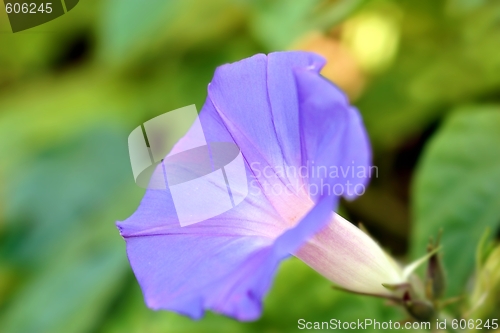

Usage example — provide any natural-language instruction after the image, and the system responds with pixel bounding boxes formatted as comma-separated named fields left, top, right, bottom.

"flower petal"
left=119, top=192, right=335, bottom=320
left=118, top=51, right=372, bottom=320
left=294, top=68, right=371, bottom=200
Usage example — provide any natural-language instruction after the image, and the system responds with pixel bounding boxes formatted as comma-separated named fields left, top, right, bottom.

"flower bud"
left=468, top=243, right=500, bottom=319
left=403, top=291, right=435, bottom=322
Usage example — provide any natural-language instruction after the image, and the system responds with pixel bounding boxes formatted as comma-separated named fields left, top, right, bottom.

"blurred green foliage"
left=0, top=0, right=499, bottom=332
left=411, top=107, right=500, bottom=297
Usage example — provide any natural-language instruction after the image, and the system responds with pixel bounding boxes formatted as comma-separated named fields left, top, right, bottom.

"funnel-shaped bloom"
left=296, top=214, right=405, bottom=297
left=118, top=52, right=385, bottom=321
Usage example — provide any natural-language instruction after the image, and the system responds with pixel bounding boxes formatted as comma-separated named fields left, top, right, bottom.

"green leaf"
left=410, top=105, right=500, bottom=297
left=3, top=127, right=131, bottom=263
left=0, top=126, right=143, bottom=333
left=0, top=239, right=127, bottom=333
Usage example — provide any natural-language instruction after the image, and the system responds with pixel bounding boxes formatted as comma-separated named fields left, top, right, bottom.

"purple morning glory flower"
left=117, top=51, right=391, bottom=321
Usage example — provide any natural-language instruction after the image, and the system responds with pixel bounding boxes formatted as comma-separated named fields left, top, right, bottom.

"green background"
left=0, top=0, right=499, bottom=332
